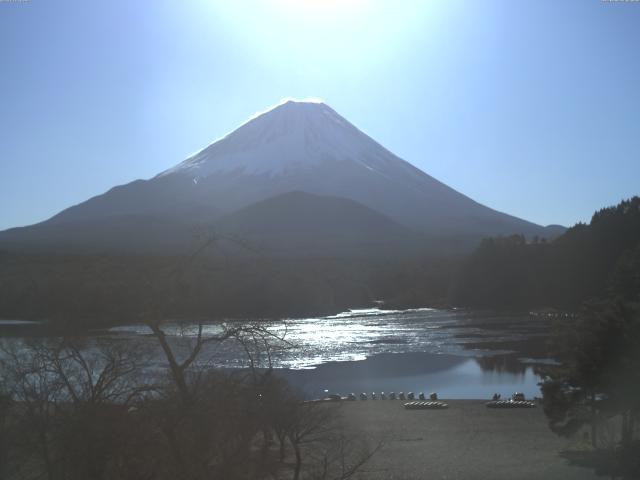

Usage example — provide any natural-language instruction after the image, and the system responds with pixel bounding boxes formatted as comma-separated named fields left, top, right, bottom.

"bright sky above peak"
left=0, top=0, right=639, bottom=230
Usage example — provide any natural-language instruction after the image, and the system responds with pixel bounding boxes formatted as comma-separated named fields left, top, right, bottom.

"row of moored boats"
left=322, top=391, right=536, bottom=409
left=328, top=392, right=440, bottom=402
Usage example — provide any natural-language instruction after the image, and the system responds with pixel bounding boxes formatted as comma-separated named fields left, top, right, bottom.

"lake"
left=1, top=308, right=555, bottom=399
left=111, top=308, right=553, bottom=399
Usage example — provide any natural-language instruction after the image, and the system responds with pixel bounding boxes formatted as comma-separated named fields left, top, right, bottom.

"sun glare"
left=200, top=0, right=445, bottom=85
left=273, top=0, right=365, bottom=19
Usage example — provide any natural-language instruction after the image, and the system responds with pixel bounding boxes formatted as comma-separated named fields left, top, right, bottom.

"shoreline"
left=340, top=400, right=598, bottom=480
left=273, top=351, right=543, bottom=400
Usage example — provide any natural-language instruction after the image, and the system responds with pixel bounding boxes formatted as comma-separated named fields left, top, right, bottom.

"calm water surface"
left=103, top=308, right=552, bottom=399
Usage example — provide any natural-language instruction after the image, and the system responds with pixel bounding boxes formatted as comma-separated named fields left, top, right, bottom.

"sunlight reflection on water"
left=107, top=307, right=547, bottom=372
left=4, top=308, right=549, bottom=399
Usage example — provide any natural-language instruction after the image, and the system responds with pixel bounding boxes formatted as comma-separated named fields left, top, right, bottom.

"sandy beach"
left=337, top=400, right=598, bottom=480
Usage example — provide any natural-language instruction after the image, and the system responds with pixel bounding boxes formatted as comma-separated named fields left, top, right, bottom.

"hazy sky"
left=1, top=0, right=639, bottom=230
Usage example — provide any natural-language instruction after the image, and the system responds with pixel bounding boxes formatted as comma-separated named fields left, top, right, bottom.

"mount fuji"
left=0, top=99, right=563, bottom=256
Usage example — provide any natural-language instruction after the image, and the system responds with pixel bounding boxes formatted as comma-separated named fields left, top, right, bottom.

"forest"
left=1, top=198, right=639, bottom=329
left=450, top=197, right=640, bottom=310
left=0, top=249, right=455, bottom=330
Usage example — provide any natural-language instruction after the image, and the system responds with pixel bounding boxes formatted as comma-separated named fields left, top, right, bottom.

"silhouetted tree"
left=540, top=300, right=640, bottom=478
left=0, top=338, right=154, bottom=480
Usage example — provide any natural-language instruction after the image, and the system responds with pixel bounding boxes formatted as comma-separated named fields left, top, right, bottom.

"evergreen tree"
left=540, top=300, right=640, bottom=477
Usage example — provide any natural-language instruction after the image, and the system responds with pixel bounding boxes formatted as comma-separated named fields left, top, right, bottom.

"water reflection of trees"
left=475, top=355, right=528, bottom=376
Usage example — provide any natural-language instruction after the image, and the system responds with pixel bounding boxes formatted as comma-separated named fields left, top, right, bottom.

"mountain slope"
left=153, top=100, right=549, bottom=237
left=0, top=214, right=199, bottom=253
left=214, top=191, right=424, bottom=257
left=0, top=99, right=563, bottom=254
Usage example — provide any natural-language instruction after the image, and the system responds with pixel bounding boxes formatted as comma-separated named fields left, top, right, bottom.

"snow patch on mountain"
left=246, top=97, right=325, bottom=122
left=157, top=99, right=409, bottom=179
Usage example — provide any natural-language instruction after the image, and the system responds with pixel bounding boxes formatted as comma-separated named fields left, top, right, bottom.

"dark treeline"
left=451, top=197, right=640, bottom=310
left=0, top=248, right=457, bottom=329
left=1, top=197, right=639, bottom=328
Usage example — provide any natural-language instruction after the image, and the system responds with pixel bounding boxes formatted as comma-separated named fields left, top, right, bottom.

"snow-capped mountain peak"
left=159, top=99, right=395, bottom=178
left=13, top=98, right=558, bottom=248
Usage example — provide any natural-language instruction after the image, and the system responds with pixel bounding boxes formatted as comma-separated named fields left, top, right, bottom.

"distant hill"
left=214, top=191, right=424, bottom=258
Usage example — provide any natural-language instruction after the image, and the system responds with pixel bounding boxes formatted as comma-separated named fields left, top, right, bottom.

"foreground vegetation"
left=538, top=299, right=640, bottom=479
left=0, top=324, right=379, bottom=480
